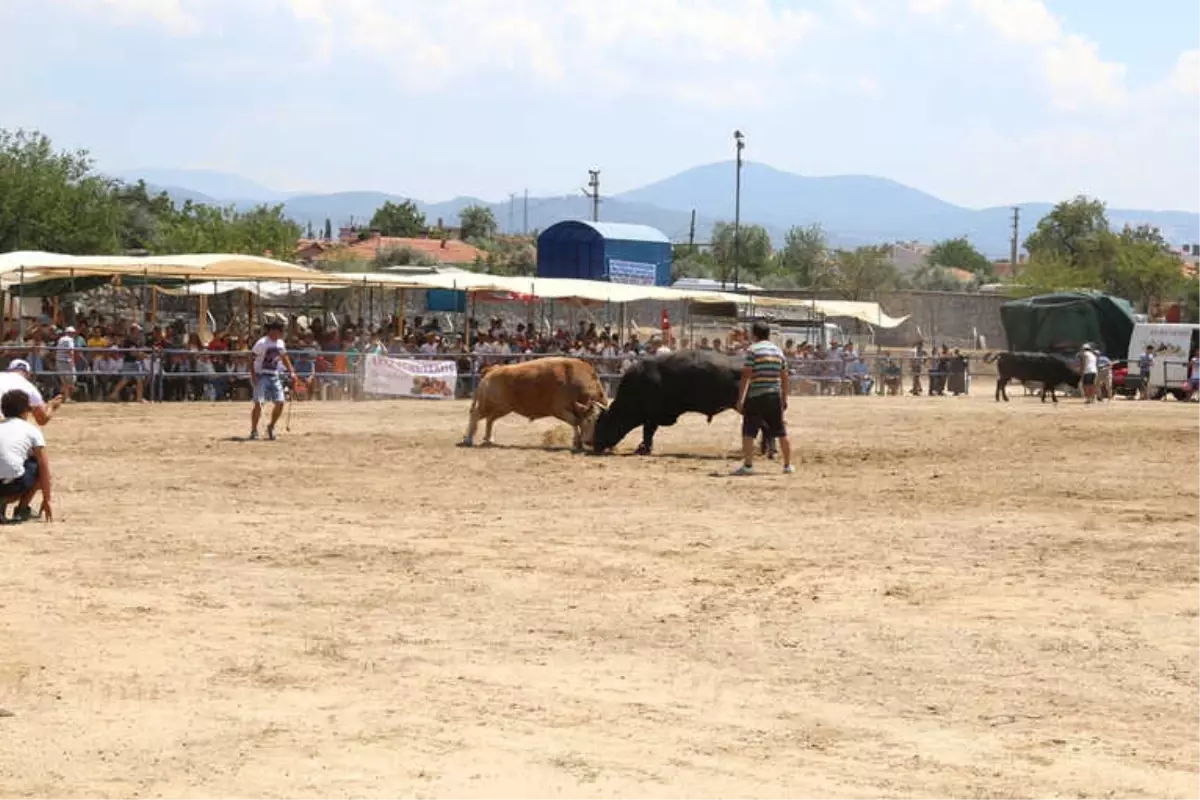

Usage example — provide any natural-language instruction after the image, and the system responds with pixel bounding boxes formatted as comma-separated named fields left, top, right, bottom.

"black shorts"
left=1083, top=373, right=1096, bottom=386
left=0, top=457, right=38, bottom=499
left=742, top=393, right=787, bottom=439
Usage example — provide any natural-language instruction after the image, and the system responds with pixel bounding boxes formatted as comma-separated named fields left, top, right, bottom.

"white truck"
left=1126, top=323, right=1199, bottom=400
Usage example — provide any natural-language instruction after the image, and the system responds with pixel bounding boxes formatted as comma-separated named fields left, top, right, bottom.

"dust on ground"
left=0, top=394, right=1196, bottom=798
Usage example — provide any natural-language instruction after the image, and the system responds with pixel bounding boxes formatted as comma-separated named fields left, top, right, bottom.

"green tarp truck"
left=1000, top=291, right=1137, bottom=360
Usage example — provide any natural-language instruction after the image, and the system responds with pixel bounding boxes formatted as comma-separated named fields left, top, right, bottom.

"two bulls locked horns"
left=460, top=351, right=745, bottom=456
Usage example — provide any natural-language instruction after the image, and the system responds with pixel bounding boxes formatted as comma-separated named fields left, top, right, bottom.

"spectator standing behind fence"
left=1079, top=343, right=1099, bottom=404
left=0, top=389, right=53, bottom=523
left=0, top=360, right=62, bottom=426
left=249, top=319, right=296, bottom=441
left=910, top=340, right=926, bottom=396
left=54, top=327, right=77, bottom=403
left=1137, top=345, right=1154, bottom=400
left=734, top=321, right=794, bottom=477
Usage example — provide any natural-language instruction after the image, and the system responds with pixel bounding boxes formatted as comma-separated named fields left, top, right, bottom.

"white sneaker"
left=731, top=464, right=755, bottom=476
left=782, top=464, right=795, bottom=474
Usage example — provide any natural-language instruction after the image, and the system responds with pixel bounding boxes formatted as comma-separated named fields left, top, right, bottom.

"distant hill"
left=117, top=163, right=1200, bottom=258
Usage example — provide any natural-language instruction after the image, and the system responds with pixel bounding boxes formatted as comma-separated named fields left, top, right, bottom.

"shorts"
left=0, top=457, right=39, bottom=499
left=58, top=373, right=76, bottom=387
left=1082, top=373, right=1096, bottom=387
left=742, top=392, right=787, bottom=439
left=254, top=374, right=286, bottom=404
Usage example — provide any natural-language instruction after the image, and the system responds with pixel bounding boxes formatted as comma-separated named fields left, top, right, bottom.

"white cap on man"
left=7, top=359, right=31, bottom=374
left=65, top=326, right=76, bottom=335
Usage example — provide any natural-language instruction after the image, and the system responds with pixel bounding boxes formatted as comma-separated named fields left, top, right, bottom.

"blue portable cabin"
left=536, top=221, right=672, bottom=287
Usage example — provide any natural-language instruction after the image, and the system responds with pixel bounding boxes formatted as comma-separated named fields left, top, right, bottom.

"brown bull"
left=460, top=357, right=608, bottom=451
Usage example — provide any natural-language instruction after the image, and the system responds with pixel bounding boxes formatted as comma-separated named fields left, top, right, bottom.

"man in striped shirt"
left=734, top=321, right=794, bottom=475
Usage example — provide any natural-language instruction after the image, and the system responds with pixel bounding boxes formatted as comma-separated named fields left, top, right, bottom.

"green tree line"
left=0, top=129, right=301, bottom=259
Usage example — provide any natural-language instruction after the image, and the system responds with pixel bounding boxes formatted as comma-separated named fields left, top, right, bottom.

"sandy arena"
left=0, top=394, right=1196, bottom=798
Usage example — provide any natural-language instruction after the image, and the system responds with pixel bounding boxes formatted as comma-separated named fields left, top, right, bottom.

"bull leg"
left=1040, top=385, right=1047, bottom=403
left=995, top=377, right=1008, bottom=402
left=635, top=423, right=658, bottom=456
left=462, top=405, right=481, bottom=446
left=482, top=415, right=499, bottom=445
left=1049, top=386, right=1057, bottom=404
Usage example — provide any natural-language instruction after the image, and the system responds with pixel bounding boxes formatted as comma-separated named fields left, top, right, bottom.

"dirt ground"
left=0, top=392, right=1196, bottom=798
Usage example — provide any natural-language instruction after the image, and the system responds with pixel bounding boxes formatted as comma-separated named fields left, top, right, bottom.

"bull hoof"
left=480, top=440, right=494, bottom=447
left=457, top=439, right=473, bottom=448
left=634, top=443, right=652, bottom=456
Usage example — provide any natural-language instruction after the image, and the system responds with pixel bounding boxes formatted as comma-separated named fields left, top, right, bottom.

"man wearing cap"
left=54, top=326, right=77, bottom=403
left=249, top=319, right=297, bottom=441
left=0, top=359, right=62, bottom=426
left=1079, top=343, right=1099, bottom=404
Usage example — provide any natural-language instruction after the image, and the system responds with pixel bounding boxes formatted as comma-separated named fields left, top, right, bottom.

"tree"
left=710, top=221, right=773, bottom=284
left=0, top=128, right=126, bottom=254
left=369, top=200, right=425, bottom=237
left=305, top=220, right=315, bottom=239
left=1011, top=253, right=1097, bottom=297
left=909, top=263, right=975, bottom=292
left=373, top=245, right=437, bottom=269
left=459, top=204, right=498, bottom=241
left=1023, top=195, right=1116, bottom=278
left=928, top=236, right=994, bottom=280
left=772, top=224, right=832, bottom=288
left=829, top=245, right=899, bottom=300
left=323, top=217, right=333, bottom=240
left=1110, top=225, right=1187, bottom=312
left=670, top=243, right=718, bottom=282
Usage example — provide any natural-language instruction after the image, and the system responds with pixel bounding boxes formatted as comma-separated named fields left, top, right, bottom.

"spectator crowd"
left=1, top=310, right=986, bottom=403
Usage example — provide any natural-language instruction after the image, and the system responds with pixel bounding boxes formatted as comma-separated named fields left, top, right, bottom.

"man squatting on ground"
left=249, top=319, right=297, bottom=441
left=0, top=389, right=53, bottom=523
left=735, top=321, right=794, bottom=476
left=0, top=359, right=64, bottom=426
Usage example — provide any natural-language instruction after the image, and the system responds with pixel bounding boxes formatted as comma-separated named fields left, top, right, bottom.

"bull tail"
left=982, top=352, right=999, bottom=364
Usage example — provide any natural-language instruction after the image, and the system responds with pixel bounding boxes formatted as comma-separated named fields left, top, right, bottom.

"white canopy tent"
left=0, top=251, right=909, bottom=330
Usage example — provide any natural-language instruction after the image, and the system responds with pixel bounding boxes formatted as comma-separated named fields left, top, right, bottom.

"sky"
left=1, top=0, right=1197, bottom=210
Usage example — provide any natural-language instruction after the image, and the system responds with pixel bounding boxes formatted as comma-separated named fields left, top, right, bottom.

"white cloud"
left=1169, top=49, right=1200, bottom=97
left=909, top=0, right=952, bottom=14
left=855, top=75, right=882, bottom=98
left=967, top=0, right=1127, bottom=111
left=71, top=0, right=201, bottom=35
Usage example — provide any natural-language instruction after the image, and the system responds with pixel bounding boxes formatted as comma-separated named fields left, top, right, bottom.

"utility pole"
left=508, top=193, right=516, bottom=235
left=688, top=209, right=696, bottom=253
left=523, top=188, right=529, bottom=236
left=1010, top=206, right=1021, bottom=275
left=732, top=130, right=745, bottom=290
left=582, top=169, right=601, bottom=222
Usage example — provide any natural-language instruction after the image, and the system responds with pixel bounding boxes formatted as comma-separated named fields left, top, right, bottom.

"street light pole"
left=733, top=130, right=745, bottom=291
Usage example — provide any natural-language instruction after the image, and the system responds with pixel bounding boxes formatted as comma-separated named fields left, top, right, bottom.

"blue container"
left=536, top=220, right=672, bottom=287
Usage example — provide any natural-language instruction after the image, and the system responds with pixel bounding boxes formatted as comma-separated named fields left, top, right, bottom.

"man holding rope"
left=249, top=319, right=297, bottom=441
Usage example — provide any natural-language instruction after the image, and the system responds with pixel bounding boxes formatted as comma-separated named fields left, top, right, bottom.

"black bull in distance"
left=984, top=351, right=1081, bottom=403
left=592, top=350, right=744, bottom=454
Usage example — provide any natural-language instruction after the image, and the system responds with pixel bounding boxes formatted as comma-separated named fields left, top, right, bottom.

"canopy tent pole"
left=287, top=279, right=294, bottom=339
left=17, top=264, right=23, bottom=342
left=464, top=284, right=473, bottom=350
left=142, top=267, right=149, bottom=325
left=396, top=289, right=405, bottom=337
left=358, top=278, right=365, bottom=327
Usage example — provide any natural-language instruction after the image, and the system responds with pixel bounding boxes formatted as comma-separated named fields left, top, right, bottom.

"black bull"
left=984, top=351, right=1080, bottom=403
left=593, top=350, right=744, bottom=454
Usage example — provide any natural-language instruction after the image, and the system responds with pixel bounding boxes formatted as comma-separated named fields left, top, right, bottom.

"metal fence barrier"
left=0, top=345, right=1016, bottom=403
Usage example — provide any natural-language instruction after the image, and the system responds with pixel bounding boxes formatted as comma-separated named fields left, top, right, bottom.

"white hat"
left=1082, top=343, right=1093, bottom=351
left=7, top=359, right=30, bottom=373
left=65, top=326, right=76, bottom=334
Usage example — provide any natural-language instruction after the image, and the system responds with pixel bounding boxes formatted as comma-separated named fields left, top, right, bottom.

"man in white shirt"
left=1079, top=343, right=1099, bottom=404
left=0, top=360, right=61, bottom=426
left=249, top=320, right=296, bottom=441
left=54, top=326, right=77, bottom=403
left=0, top=389, right=52, bottom=522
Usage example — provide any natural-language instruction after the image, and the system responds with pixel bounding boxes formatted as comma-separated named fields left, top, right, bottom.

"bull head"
left=574, top=399, right=607, bottom=450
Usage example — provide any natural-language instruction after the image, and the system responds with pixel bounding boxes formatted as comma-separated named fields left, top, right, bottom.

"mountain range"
left=114, top=163, right=1200, bottom=259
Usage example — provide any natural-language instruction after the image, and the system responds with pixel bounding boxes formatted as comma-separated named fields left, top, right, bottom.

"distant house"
left=886, top=241, right=934, bottom=275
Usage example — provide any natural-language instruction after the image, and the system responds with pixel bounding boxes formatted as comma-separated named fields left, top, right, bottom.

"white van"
left=1126, top=323, right=1199, bottom=400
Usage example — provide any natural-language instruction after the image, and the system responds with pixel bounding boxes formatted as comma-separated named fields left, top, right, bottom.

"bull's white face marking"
left=578, top=405, right=602, bottom=448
